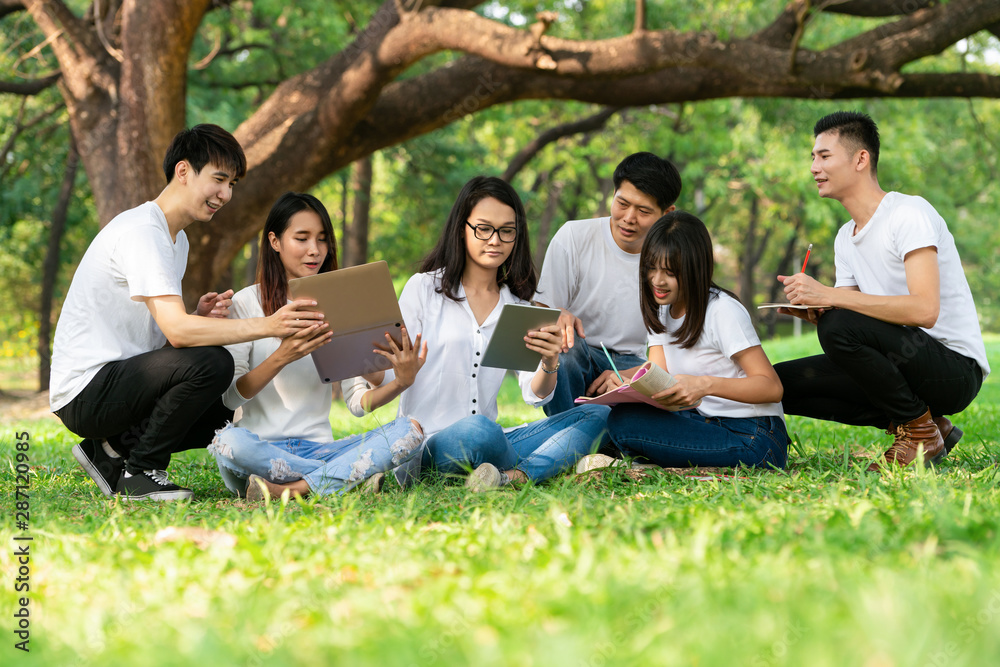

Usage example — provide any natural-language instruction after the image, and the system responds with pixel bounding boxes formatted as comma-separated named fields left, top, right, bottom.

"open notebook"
left=574, top=361, right=700, bottom=412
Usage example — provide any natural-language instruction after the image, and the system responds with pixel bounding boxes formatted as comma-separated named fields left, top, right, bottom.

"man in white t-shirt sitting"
left=51, top=125, right=325, bottom=501
left=774, top=111, right=989, bottom=471
left=534, top=152, right=682, bottom=416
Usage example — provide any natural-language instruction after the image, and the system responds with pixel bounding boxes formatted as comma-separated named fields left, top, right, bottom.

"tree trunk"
left=38, top=139, right=79, bottom=391
left=763, top=217, right=805, bottom=339
left=535, top=173, right=565, bottom=270
left=344, top=156, right=372, bottom=267
left=738, top=196, right=760, bottom=330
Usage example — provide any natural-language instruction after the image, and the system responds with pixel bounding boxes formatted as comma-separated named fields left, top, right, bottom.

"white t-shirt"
left=396, top=270, right=550, bottom=437
left=536, top=217, right=647, bottom=357
left=834, top=191, right=990, bottom=378
left=223, top=284, right=371, bottom=444
left=648, top=291, right=784, bottom=420
left=50, top=202, right=187, bottom=411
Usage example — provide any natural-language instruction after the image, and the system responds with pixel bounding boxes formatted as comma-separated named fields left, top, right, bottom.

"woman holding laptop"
left=209, top=192, right=425, bottom=500
left=390, top=176, right=609, bottom=491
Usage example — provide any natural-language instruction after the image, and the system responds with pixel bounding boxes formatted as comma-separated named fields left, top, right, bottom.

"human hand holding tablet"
left=288, top=260, right=406, bottom=383
left=481, top=304, right=562, bottom=371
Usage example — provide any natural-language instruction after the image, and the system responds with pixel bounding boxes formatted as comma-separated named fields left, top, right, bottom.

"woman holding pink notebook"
left=582, top=211, right=789, bottom=471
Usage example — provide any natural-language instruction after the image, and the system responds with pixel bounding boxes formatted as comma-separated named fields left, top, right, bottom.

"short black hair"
left=814, top=111, right=880, bottom=174
left=612, top=152, right=682, bottom=211
left=162, top=124, right=247, bottom=183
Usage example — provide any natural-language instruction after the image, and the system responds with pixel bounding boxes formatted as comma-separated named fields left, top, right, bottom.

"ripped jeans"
left=210, top=417, right=421, bottom=496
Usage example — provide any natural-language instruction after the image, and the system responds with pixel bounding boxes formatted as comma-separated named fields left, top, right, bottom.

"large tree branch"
left=824, top=0, right=939, bottom=18
left=348, top=60, right=1000, bottom=171
left=0, top=72, right=60, bottom=94
left=502, top=106, right=623, bottom=182
left=235, top=0, right=482, bottom=177
left=234, top=0, right=997, bottom=207
left=376, top=0, right=998, bottom=85
left=0, top=0, right=23, bottom=19
left=22, top=0, right=115, bottom=100
left=830, top=1, right=996, bottom=73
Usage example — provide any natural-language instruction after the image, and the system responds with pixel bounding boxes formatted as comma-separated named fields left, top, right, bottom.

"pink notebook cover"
left=574, top=384, right=671, bottom=410
left=573, top=365, right=696, bottom=411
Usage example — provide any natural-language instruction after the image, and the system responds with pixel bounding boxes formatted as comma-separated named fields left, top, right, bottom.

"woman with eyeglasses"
left=390, top=176, right=610, bottom=491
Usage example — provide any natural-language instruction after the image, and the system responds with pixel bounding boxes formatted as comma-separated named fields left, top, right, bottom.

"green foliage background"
left=3, top=1, right=1000, bottom=379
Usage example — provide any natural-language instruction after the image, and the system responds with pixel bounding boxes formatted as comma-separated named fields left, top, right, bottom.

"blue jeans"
left=209, top=417, right=421, bottom=496
left=607, top=405, right=788, bottom=469
left=421, top=405, right=611, bottom=481
left=543, top=339, right=646, bottom=416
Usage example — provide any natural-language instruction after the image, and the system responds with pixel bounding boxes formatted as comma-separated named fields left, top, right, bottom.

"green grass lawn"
left=2, top=334, right=999, bottom=666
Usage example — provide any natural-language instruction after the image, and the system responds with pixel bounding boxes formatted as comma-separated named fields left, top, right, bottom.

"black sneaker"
left=72, top=439, right=125, bottom=497
left=115, top=470, right=193, bottom=501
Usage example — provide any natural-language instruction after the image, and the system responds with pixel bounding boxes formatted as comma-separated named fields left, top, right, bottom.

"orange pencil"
left=800, top=243, right=813, bottom=273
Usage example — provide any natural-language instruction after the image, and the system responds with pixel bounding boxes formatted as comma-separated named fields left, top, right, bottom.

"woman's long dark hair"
left=257, top=192, right=338, bottom=316
left=420, top=176, right=536, bottom=301
left=639, top=211, right=739, bottom=349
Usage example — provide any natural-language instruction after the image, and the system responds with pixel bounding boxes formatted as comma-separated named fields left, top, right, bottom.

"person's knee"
left=440, top=416, right=504, bottom=457
left=574, top=404, right=612, bottom=427
left=773, top=360, right=801, bottom=391
left=458, top=415, right=503, bottom=442
left=816, top=308, right=865, bottom=348
left=207, top=422, right=240, bottom=461
left=182, top=346, right=235, bottom=393
left=605, top=405, right=638, bottom=436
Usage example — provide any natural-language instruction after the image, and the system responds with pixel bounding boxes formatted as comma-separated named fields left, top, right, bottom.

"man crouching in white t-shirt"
left=50, top=125, right=326, bottom=501
left=774, top=111, right=989, bottom=471
left=533, top=152, right=682, bottom=417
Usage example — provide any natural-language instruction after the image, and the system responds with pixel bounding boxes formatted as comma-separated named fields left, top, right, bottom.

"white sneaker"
left=466, top=463, right=510, bottom=492
left=576, top=454, right=661, bottom=473
left=116, top=469, right=193, bottom=501
left=575, top=453, right=621, bottom=473
left=361, top=472, right=385, bottom=495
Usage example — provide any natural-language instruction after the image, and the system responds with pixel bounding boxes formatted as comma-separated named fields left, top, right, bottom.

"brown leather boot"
left=866, top=409, right=945, bottom=471
left=932, top=416, right=963, bottom=456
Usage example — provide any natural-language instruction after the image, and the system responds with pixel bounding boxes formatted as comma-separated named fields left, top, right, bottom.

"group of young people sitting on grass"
left=50, top=111, right=989, bottom=501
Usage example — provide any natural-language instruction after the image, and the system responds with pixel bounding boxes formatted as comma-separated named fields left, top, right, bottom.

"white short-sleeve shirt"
left=50, top=202, right=188, bottom=411
left=834, top=191, right=989, bottom=378
left=648, top=291, right=784, bottom=419
left=536, top=217, right=647, bottom=357
left=222, top=284, right=341, bottom=443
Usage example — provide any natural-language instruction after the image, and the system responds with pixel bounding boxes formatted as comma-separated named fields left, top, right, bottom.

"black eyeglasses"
left=466, top=222, right=517, bottom=243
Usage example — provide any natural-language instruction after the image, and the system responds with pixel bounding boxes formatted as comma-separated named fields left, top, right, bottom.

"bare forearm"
left=235, top=354, right=287, bottom=401
left=161, top=313, right=271, bottom=348
left=829, top=288, right=938, bottom=328
left=705, top=375, right=783, bottom=405
left=531, top=367, right=557, bottom=399
left=360, top=378, right=410, bottom=412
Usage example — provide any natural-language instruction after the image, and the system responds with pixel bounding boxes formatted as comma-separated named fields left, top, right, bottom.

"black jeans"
left=774, top=309, right=983, bottom=429
left=56, top=346, right=234, bottom=473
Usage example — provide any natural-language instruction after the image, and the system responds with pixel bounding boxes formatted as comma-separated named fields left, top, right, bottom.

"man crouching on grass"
left=50, top=124, right=325, bottom=501
left=773, top=111, right=989, bottom=471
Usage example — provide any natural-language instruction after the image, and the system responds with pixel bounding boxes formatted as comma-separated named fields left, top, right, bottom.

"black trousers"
left=774, top=309, right=983, bottom=429
left=56, top=346, right=234, bottom=473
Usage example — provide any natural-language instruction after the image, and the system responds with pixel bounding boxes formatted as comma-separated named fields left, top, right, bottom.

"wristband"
left=542, top=360, right=560, bottom=374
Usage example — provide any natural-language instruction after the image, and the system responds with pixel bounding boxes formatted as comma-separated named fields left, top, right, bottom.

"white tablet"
left=481, top=303, right=561, bottom=372
left=288, top=261, right=405, bottom=383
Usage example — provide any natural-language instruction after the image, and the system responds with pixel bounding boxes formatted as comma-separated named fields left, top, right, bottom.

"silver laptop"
left=287, top=261, right=405, bottom=383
